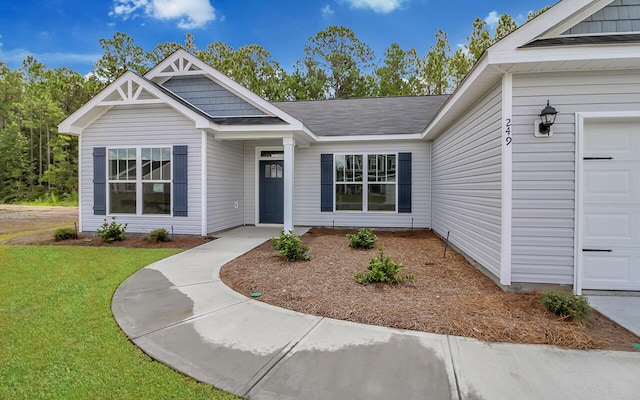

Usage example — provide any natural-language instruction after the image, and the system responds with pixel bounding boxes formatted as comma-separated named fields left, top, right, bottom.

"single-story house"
left=59, top=0, right=640, bottom=294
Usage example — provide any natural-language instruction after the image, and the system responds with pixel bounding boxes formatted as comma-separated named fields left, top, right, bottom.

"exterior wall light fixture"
left=535, top=100, right=558, bottom=137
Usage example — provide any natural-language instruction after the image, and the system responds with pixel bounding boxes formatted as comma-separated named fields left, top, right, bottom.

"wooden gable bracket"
left=98, top=77, right=164, bottom=106
left=155, top=55, right=204, bottom=77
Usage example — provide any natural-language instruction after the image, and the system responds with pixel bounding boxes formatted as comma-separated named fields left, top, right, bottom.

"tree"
left=422, top=30, right=450, bottom=95
left=93, top=32, right=148, bottom=82
left=494, top=13, right=518, bottom=42
left=527, top=6, right=550, bottom=22
left=467, top=18, right=492, bottom=62
left=375, top=43, right=422, bottom=96
left=448, top=47, right=472, bottom=89
left=199, top=42, right=288, bottom=101
left=147, top=33, right=199, bottom=65
left=285, top=60, right=328, bottom=100
left=301, top=26, right=375, bottom=98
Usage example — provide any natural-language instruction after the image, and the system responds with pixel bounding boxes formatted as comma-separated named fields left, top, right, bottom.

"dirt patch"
left=0, top=205, right=210, bottom=250
left=221, top=228, right=640, bottom=351
left=0, top=205, right=78, bottom=238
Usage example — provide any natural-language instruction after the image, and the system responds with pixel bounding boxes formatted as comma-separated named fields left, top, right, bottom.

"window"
left=335, top=153, right=396, bottom=212
left=108, top=147, right=171, bottom=215
left=108, top=148, right=136, bottom=214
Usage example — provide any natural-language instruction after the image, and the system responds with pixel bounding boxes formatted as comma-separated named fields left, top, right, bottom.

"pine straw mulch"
left=221, top=228, right=640, bottom=351
left=2, top=230, right=213, bottom=249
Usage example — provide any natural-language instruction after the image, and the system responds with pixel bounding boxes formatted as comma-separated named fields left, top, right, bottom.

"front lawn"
left=0, top=245, right=239, bottom=400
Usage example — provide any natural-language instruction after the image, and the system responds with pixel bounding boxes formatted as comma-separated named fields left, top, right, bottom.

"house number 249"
left=505, top=118, right=512, bottom=146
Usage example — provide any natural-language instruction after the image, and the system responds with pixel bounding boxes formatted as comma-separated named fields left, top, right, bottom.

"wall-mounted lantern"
left=534, top=100, right=558, bottom=137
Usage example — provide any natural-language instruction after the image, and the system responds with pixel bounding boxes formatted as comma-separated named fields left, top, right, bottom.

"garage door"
left=582, top=120, right=640, bottom=291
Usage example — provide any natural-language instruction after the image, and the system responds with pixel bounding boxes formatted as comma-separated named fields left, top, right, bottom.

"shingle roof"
left=521, top=33, right=640, bottom=48
left=273, top=95, right=449, bottom=136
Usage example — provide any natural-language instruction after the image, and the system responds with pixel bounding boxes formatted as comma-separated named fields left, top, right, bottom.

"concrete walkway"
left=112, top=226, right=640, bottom=400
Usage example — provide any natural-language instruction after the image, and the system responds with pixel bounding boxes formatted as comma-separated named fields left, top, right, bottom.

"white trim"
left=574, top=113, right=585, bottom=295
left=283, top=137, right=295, bottom=232
left=500, top=73, right=513, bottom=286
left=58, top=71, right=210, bottom=135
left=201, top=131, right=208, bottom=236
left=315, top=133, right=424, bottom=142
left=78, top=135, right=83, bottom=232
left=254, top=145, right=285, bottom=226
left=573, top=111, right=640, bottom=294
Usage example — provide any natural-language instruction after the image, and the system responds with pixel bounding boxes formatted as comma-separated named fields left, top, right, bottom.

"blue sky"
left=0, top=0, right=554, bottom=75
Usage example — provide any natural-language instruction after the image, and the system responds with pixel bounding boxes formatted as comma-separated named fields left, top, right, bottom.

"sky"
left=0, top=0, right=555, bottom=75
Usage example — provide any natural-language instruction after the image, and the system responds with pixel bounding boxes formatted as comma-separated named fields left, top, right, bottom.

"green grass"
left=0, top=245, right=240, bottom=400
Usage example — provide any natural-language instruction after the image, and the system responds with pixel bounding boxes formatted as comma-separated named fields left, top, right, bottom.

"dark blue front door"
left=259, top=160, right=284, bottom=223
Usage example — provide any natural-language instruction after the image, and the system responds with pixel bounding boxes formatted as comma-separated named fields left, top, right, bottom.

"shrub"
left=354, top=247, right=416, bottom=284
left=272, top=230, right=310, bottom=261
left=53, top=227, right=77, bottom=241
left=96, top=217, right=127, bottom=243
left=346, top=228, right=377, bottom=249
left=540, top=291, right=592, bottom=323
left=148, top=228, right=170, bottom=243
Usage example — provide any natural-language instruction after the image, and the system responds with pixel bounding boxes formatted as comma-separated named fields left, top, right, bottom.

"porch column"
left=283, top=137, right=295, bottom=232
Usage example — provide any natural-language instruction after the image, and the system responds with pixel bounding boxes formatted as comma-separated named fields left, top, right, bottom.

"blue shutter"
left=173, top=145, right=188, bottom=217
left=93, top=147, right=107, bottom=215
left=398, top=152, right=411, bottom=213
left=321, top=154, right=333, bottom=212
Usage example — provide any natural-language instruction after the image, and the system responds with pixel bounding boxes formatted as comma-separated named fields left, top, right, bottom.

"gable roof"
left=424, top=0, right=640, bottom=139
left=59, top=50, right=304, bottom=137
left=274, top=95, right=448, bottom=136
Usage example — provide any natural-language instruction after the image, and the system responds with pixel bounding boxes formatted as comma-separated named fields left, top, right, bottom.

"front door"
left=259, top=160, right=284, bottom=224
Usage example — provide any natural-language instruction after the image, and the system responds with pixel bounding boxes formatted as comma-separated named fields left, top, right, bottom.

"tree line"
left=0, top=7, right=547, bottom=204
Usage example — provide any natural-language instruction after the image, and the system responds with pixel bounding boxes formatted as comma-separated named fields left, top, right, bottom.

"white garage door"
left=582, top=120, right=640, bottom=291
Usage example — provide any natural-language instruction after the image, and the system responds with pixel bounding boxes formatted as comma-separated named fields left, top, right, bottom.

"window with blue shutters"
left=322, top=152, right=411, bottom=213
left=95, top=145, right=185, bottom=216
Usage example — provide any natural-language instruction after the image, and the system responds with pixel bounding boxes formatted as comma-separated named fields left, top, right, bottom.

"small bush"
left=540, top=291, right=592, bottom=323
left=346, top=228, right=377, bottom=249
left=53, top=227, right=77, bottom=241
left=272, top=230, right=310, bottom=261
left=354, top=247, right=416, bottom=284
left=148, top=228, right=170, bottom=242
left=96, top=217, right=127, bottom=243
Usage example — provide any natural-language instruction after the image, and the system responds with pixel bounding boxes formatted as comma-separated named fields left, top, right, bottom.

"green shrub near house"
left=148, top=228, right=170, bottom=242
left=346, top=228, right=377, bottom=249
left=53, top=227, right=77, bottom=241
left=272, top=230, right=310, bottom=261
left=96, top=216, right=127, bottom=243
left=540, top=291, right=592, bottom=323
left=354, top=247, right=416, bottom=284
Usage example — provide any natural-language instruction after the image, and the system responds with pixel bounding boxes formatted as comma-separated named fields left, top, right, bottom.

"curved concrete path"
left=112, top=226, right=640, bottom=400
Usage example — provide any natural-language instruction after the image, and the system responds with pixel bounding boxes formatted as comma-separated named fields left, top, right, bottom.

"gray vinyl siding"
left=431, top=83, right=503, bottom=278
left=80, top=104, right=202, bottom=235
left=563, top=0, right=640, bottom=35
left=163, top=76, right=265, bottom=117
left=511, top=69, right=640, bottom=284
left=242, top=141, right=431, bottom=228
left=207, top=138, right=244, bottom=233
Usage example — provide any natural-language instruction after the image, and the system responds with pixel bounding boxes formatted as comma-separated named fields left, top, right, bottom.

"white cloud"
left=484, top=10, right=500, bottom=30
left=341, top=0, right=407, bottom=14
left=321, top=4, right=335, bottom=18
left=110, top=0, right=216, bottom=29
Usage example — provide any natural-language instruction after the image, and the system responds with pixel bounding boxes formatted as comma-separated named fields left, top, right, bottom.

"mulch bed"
left=3, top=231, right=212, bottom=249
left=221, top=228, right=640, bottom=351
